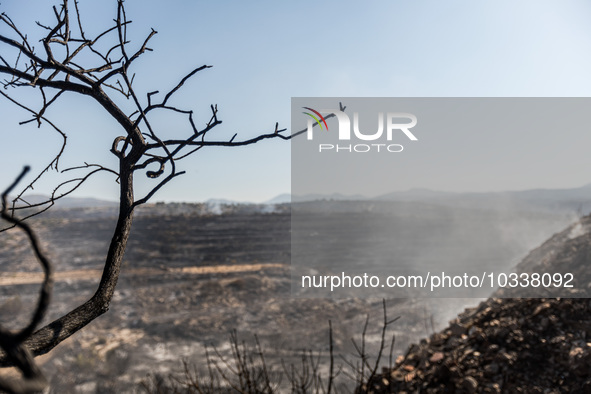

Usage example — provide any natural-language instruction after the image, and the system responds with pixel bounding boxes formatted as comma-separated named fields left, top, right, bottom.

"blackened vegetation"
left=140, top=302, right=401, bottom=394
left=127, top=210, right=291, bottom=269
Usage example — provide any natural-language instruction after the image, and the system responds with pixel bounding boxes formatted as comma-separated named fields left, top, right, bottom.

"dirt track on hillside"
left=0, top=262, right=286, bottom=286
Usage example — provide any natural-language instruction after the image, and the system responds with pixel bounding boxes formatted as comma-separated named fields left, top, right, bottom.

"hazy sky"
left=2, top=1, right=591, bottom=202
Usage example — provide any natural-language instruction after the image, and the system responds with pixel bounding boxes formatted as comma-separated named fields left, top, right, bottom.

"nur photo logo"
left=302, top=106, right=418, bottom=153
left=302, top=107, right=329, bottom=132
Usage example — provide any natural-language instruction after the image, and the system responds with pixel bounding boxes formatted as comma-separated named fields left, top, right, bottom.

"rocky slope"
left=370, top=216, right=591, bottom=393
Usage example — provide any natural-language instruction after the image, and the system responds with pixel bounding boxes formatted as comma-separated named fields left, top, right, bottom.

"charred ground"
left=0, top=202, right=588, bottom=392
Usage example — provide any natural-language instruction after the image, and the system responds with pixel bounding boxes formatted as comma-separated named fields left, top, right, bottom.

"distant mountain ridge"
left=14, top=182, right=591, bottom=215
left=291, top=183, right=591, bottom=215
left=10, top=194, right=118, bottom=209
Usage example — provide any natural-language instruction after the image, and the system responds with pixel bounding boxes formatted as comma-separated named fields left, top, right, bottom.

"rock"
left=460, top=376, right=478, bottom=392
left=429, top=352, right=444, bottom=363
left=484, top=362, right=500, bottom=375
left=569, top=345, right=591, bottom=377
left=449, top=322, right=467, bottom=336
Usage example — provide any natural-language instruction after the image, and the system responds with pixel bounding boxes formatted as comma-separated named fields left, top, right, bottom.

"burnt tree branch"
left=0, top=167, right=53, bottom=393
left=0, top=0, right=294, bottom=372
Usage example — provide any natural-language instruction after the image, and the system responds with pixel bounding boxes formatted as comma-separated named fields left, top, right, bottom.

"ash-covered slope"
left=503, top=215, right=591, bottom=297
left=369, top=216, right=591, bottom=393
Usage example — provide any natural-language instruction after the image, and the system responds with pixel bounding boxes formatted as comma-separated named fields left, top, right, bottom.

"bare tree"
left=0, top=0, right=296, bottom=387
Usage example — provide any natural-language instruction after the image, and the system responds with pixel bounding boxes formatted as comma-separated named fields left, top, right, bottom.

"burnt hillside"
left=370, top=216, right=591, bottom=393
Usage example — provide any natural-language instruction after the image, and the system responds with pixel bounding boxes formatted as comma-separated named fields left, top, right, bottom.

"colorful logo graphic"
left=302, top=107, right=329, bottom=131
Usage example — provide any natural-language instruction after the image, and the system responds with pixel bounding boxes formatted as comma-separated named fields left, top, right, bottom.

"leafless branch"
left=0, top=167, right=53, bottom=393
